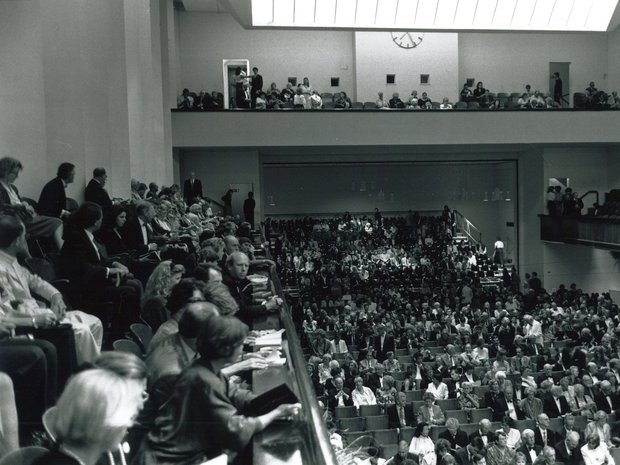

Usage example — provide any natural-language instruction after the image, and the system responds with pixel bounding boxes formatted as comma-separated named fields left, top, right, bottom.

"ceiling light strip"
left=394, top=0, right=400, bottom=23
left=510, top=0, right=519, bottom=26
left=491, top=0, right=499, bottom=23
left=434, top=0, right=440, bottom=25
left=565, top=0, right=576, bottom=27
left=354, top=0, right=359, bottom=23
left=473, top=0, right=479, bottom=25
left=374, top=0, right=379, bottom=24
left=548, top=0, right=557, bottom=26
left=529, top=0, right=538, bottom=25
left=314, top=0, right=317, bottom=22
left=293, top=0, right=296, bottom=23
left=413, top=0, right=420, bottom=24
left=454, top=0, right=460, bottom=23
left=271, top=0, right=275, bottom=23
left=334, top=0, right=338, bottom=23
left=583, top=0, right=594, bottom=28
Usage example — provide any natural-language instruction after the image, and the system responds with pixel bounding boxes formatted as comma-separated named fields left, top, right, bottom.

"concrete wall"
left=459, top=32, right=609, bottom=101
left=608, top=27, right=620, bottom=94
left=177, top=12, right=355, bottom=97
left=0, top=0, right=171, bottom=202
left=354, top=32, right=459, bottom=103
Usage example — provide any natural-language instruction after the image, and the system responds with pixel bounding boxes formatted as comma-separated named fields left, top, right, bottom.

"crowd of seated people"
left=270, top=209, right=620, bottom=463
left=178, top=71, right=620, bottom=111
left=0, top=156, right=302, bottom=465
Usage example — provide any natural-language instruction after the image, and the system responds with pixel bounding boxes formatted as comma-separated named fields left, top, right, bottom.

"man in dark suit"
left=84, top=167, right=113, bottom=215
left=485, top=380, right=509, bottom=421
left=60, top=202, right=141, bottom=337
left=468, top=419, right=494, bottom=447
left=534, top=414, right=556, bottom=448
left=183, top=172, right=203, bottom=202
left=439, top=417, right=468, bottom=449
left=326, top=377, right=353, bottom=411
left=554, top=432, right=582, bottom=465
left=38, top=162, right=74, bottom=218
left=386, top=392, right=416, bottom=429
left=518, top=429, right=542, bottom=465
left=250, top=67, right=263, bottom=108
left=365, top=363, right=384, bottom=392
left=373, top=324, right=395, bottom=363
left=594, top=380, right=620, bottom=415
left=543, top=386, right=571, bottom=418
left=455, top=437, right=484, bottom=465
left=122, top=200, right=161, bottom=255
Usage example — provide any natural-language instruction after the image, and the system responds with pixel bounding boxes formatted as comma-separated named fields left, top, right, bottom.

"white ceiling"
left=182, top=0, right=620, bottom=32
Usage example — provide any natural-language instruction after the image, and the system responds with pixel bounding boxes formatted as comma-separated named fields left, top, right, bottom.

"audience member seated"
left=580, top=432, right=615, bottom=465
left=440, top=98, right=453, bottom=109
left=487, top=430, right=516, bottom=465
left=408, top=90, right=419, bottom=108
left=0, top=215, right=103, bottom=365
left=417, top=392, right=445, bottom=426
left=376, top=92, right=388, bottom=109
left=0, top=157, right=64, bottom=250
left=554, top=431, right=582, bottom=465
left=584, top=410, right=612, bottom=448
left=34, top=364, right=147, bottom=465
left=460, top=83, right=473, bottom=102
left=439, top=417, right=468, bottom=449
left=60, top=202, right=142, bottom=337
left=351, top=375, right=377, bottom=407
left=390, top=93, right=406, bottom=109
left=281, top=82, right=295, bottom=102
left=409, top=422, right=435, bottom=458
left=136, top=313, right=300, bottom=465
left=418, top=92, right=432, bottom=109
left=309, top=90, right=323, bottom=109
left=177, top=88, right=195, bottom=110
left=141, top=260, right=184, bottom=330
left=85, top=167, right=114, bottom=216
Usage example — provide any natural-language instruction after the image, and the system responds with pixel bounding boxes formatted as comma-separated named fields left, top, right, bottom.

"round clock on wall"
left=390, top=31, right=424, bottom=49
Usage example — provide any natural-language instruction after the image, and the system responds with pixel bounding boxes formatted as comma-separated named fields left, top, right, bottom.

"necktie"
left=542, top=429, right=547, bottom=444
left=608, top=396, right=613, bottom=409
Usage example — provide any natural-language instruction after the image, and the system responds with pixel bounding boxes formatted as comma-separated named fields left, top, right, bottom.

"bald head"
left=223, top=235, right=240, bottom=254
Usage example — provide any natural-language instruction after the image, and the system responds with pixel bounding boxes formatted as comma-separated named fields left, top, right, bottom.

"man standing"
left=493, top=236, right=504, bottom=265
left=243, top=192, right=256, bottom=228
left=38, top=162, right=75, bottom=219
left=552, top=72, right=563, bottom=106
left=85, top=167, right=113, bottom=214
left=250, top=67, right=263, bottom=108
left=183, top=172, right=203, bottom=202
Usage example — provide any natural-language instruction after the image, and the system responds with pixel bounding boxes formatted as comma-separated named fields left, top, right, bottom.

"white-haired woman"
left=36, top=367, right=146, bottom=465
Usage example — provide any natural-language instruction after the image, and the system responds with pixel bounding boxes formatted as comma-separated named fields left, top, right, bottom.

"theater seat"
left=399, top=427, right=415, bottom=443
left=372, top=429, right=398, bottom=445
left=468, top=102, right=480, bottom=109
left=381, top=443, right=399, bottom=460
left=359, top=405, right=382, bottom=417
left=339, top=416, right=365, bottom=432
left=113, top=339, right=143, bottom=358
left=364, top=414, right=388, bottom=430
left=469, top=408, right=492, bottom=423
left=455, top=102, right=468, bottom=109
left=342, top=430, right=369, bottom=445
left=334, top=406, right=358, bottom=419
left=364, top=101, right=376, bottom=109
left=0, top=447, right=48, bottom=465
left=351, top=102, right=364, bottom=109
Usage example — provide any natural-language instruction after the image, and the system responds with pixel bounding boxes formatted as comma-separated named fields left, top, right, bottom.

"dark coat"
left=516, top=444, right=543, bottom=465
left=37, top=177, right=66, bottom=218
left=554, top=439, right=582, bottom=465
left=386, top=403, right=416, bottom=429
left=438, top=428, right=469, bottom=449
left=183, top=178, right=203, bottom=201
left=543, top=394, right=571, bottom=418
left=85, top=179, right=113, bottom=212
left=326, top=387, right=354, bottom=411
left=534, top=427, right=557, bottom=448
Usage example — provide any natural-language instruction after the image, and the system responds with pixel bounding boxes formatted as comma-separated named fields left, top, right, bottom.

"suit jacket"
left=60, top=228, right=111, bottom=291
left=543, top=394, right=571, bottom=418
left=554, top=439, right=583, bottom=465
left=455, top=447, right=477, bottom=465
left=183, top=178, right=202, bottom=200
left=85, top=179, right=112, bottom=212
left=373, top=334, right=396, bottom=362
left=594, top=391, right=620, bottom=414
left=534, top=427, right=557, bottom=448
left=326, top=387, right=354, bottom=411
left=365, top=373, right=383, bottom=391
left=438, top=429, right=469, bottom=449
left=485, top=391, right=510, bottom=421
left=37, top=177, right=66, bottom=217
left=417, top=404, right=445, bottom=425
left=386, top=403, right=416, bottom=429
left=122, top=217, right=155, bottom=254
left=517, top=444, right=543, bottom=465
left=468, top=430, right=495, bottom=448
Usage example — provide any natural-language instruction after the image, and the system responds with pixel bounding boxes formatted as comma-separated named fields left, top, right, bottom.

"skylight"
left=250, top=0, right=619, bottom=32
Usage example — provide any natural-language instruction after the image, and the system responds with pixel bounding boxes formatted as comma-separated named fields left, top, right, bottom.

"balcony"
left=539, top=214, right=620, bottom=249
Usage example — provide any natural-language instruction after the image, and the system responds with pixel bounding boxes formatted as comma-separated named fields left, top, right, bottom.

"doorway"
left=222, top=59, right=250, bottom=109
left=229, top=183, right=254, bottom=218
left=549, top=62, right=570, bottom=107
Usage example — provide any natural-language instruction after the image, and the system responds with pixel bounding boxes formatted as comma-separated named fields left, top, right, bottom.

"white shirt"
left=426, top=382, right=449, bottom=400
left=581, top=443, right=615, bottom=465
left=0, top=181, right=21, bottom=205
left=494, top=240, right=504, bottom=249
left=84, top=229, right=101, bottom=260
left=352, top=386, right=377, bottom=407
left=139, top=217, right=149, bottom=244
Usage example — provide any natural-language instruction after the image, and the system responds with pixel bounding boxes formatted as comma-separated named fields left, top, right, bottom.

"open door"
left=549, top=62, right=570, bottom=107
left=222, top=59, right=250, bottom=109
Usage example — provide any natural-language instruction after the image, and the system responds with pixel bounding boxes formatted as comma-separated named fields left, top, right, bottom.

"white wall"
left=0, top=0, right=171, bottom=202
left=178, top=12, right=355, bottom=97
left=608, top=28, right=620, bottom=94
left=0, top=0, right=48, bottom=198
left=459, top=32, right=609, bottom=100
left=355, top=32, right=459, bottom=103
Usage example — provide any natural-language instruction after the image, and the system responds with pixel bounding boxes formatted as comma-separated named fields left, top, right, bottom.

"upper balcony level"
left=171, top=108, right=620, bottom=148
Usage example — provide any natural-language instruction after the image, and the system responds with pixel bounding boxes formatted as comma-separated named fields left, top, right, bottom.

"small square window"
left=466, top=78, right=475, bottom=87
left=331, top=77, right=340, bottom=87
left=288, top=77, right=297, bottom=86
left=386, top=74, right=396, bottom=84
left=420, top=74, right=430, bottom=84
